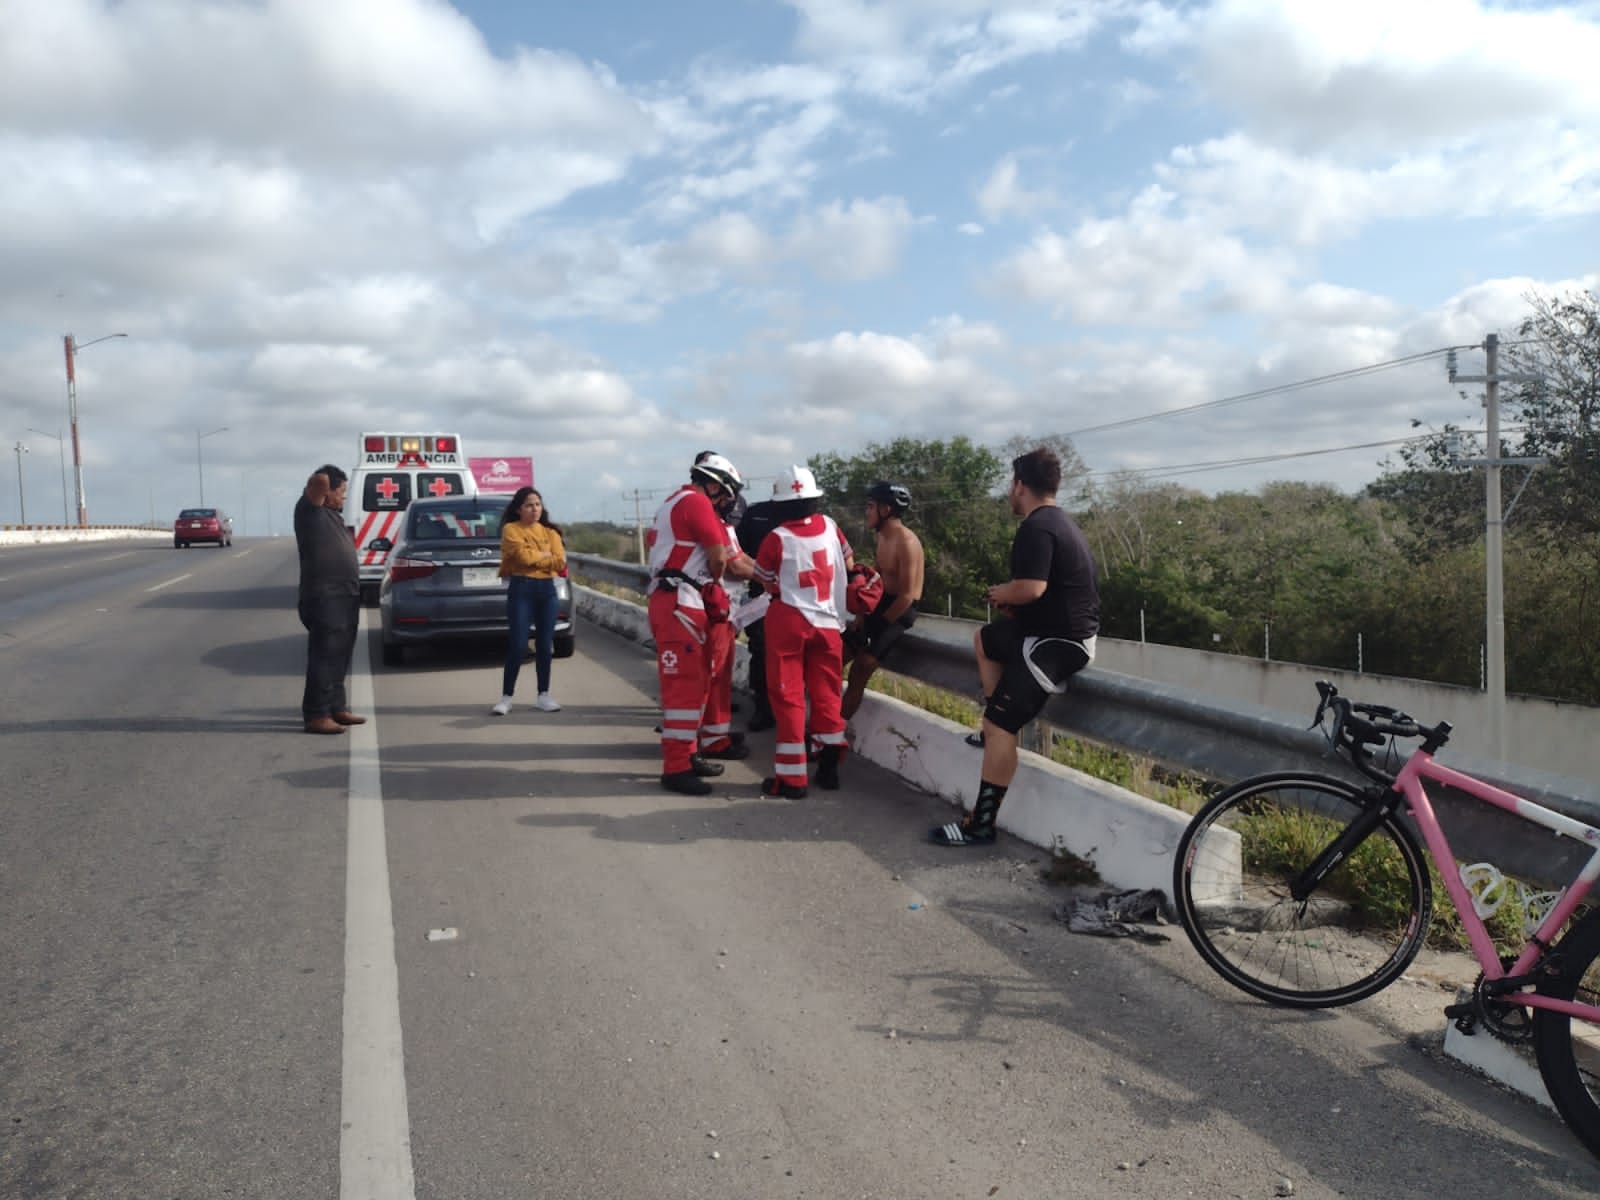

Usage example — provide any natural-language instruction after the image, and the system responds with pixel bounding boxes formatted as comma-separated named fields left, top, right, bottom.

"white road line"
left=233, top=549, right=252, bottom=558
left=145, top=574, right=192, bottom=592
left=340, top=612, right=416, bottom=1200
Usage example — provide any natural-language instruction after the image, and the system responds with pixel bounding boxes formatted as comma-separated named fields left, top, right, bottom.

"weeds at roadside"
left=1040, top=837, right=1100, bottom=887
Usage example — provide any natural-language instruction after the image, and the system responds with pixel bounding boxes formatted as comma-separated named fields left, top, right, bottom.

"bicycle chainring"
left=1473, top=960, right=1535, bottom=1044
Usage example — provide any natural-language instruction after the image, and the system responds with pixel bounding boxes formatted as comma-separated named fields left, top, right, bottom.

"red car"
left=174, top=508, right=233, bottom=548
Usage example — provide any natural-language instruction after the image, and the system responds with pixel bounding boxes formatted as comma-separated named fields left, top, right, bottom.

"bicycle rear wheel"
left=1173, top=772, right=1432, bottom=1008
left=1533, top=907, right=1600, bottom=1160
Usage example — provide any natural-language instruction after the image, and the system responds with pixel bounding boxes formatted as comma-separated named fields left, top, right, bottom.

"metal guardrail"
left=568, top=552, right=1598, bottom=887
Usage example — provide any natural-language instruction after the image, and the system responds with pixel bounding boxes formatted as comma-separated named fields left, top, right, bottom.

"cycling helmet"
left=691, top=452, right=744, bottom=494
left=772, top=464, right=823, bottom=500
left=866, top=480, right=911, bottom=515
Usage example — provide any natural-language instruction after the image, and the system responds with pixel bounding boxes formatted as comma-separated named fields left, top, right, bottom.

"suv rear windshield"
left=179, top=509, right=216, bottom=519
left=408, top=504, right=506, bottom=541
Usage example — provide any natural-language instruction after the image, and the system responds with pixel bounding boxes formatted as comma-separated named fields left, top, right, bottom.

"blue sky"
left=1, top=0, right=1597, bottom=533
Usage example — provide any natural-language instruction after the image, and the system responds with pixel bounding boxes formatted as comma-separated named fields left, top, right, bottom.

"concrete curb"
left=574, top=583, right=1188, bottom=894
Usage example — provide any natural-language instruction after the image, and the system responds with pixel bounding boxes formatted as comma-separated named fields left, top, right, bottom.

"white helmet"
left=691, top=452, right=744, bottom=494
left=772, top=464, right=823, bottom=500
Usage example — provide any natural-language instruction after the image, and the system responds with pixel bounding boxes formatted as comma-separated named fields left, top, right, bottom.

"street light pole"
left=26, top=428, right=68, bottom=525
left=12, top=442, right=28, bottom=524
left=197, top=426, right=229, bottom=505
left=63, top=331, right=129, bottom=527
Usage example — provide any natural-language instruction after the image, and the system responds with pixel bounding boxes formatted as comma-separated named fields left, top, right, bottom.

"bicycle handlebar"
left=1312, top=681, right=1452, bottom=783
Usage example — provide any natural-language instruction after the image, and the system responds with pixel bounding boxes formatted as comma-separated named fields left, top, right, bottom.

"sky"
left=1, top=0, right=1597, bottom=535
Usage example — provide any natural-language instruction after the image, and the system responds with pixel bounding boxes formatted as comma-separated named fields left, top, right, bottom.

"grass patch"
left=864, top=670, right=982, bottom=725
left=573, top=573, right=647, bottom=602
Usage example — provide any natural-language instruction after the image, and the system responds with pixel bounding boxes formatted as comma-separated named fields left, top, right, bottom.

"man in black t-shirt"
left=931, top=447, right=1099, bottom=847
left=294, top=464, right=364, bottom=735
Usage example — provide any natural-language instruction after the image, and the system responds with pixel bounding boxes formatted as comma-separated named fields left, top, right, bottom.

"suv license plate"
left=461, top=567, right=503, bottom=588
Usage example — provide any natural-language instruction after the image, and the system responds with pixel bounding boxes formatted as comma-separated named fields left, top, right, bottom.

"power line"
left=1062, top=345, right=1478, bottom=439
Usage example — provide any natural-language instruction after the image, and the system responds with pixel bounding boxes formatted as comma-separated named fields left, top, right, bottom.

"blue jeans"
left=503, top=575, right=558, bottom=696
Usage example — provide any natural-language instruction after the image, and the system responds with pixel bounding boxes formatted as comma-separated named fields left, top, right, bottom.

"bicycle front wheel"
left=1533, top=906, right=1600, bottom=1160
left=1173, top=772, right=1433, bottom=1008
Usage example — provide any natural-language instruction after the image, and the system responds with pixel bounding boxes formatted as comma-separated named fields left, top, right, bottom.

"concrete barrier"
left=0, top=526, right=166, bottom=547
left=574, top=582, right=1192, bottom=894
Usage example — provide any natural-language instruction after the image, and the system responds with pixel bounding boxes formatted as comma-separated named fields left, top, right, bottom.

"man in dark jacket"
left=735, top=496, right=783, bottom=731
left=295, top=464, right=365, bottom=734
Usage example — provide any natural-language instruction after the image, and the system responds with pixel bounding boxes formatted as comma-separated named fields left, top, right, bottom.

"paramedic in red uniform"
left=647, top=453, right=744, bottom=796
left=752, top=466, right=853, bottom=799
left=698, top=483, right=755, bottom=761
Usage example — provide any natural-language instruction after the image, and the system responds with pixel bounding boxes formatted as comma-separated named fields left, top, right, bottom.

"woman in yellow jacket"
left=492, top=487, right=567, bottom=715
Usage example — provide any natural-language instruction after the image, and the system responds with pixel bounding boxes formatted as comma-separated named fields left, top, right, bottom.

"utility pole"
left=12, top=442, right=27, bottom=524
left=1484, top=333, right=1505, bottom=762
left=62, top=331, right=129, bottom=526
left=628, top=489, right=647, bottom=564
left=1448, top=334, right=1544, bottom=762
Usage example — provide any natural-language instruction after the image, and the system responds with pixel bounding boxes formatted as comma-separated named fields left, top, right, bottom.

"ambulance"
left=349, top=432, right=472, bottom=600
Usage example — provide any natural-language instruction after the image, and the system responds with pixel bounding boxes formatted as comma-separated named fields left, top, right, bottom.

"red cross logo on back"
left=797, top=548, right=834, bottom=600
left=428, top=477, right=453, bottom=497
left=375, top=477, right=400, bottom=500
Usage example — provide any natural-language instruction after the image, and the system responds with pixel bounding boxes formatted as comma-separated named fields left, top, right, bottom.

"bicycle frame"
left=1396, top=749, right=1600, bottom=1021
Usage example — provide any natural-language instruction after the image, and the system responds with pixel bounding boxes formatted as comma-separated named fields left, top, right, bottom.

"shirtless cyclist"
left=841, top=481, right=925, bottom=720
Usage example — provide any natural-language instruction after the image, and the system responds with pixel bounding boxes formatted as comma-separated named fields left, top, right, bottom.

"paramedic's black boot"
left=815, top=746, right=841, bottom=791
left=662, top=771, right=713, bottom=797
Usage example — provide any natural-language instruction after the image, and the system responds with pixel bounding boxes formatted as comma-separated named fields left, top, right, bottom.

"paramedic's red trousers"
left=764, top=602, right=846, bottom=788
left=700, top=619, right=736, bottom=751
left=649, top=590, right=711, bottom=775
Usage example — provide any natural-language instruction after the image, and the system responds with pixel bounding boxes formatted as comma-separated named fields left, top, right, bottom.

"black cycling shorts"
left=843, top=604, right=916, bottom=664
left=981, top=620, right=1091, bottom=734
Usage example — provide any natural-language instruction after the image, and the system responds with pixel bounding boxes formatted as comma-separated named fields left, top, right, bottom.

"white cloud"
left=786, top=0, right=1129, bottom=101
left=657, top=102, right=840, bottom=217
left=990, top=185, right=1295, bottom=324
left=1181, top=0, right=1600, bottom=151
left=676, top=213, right=777, bottom=274
left=958, top=221, right=986, bottom=236
left=977, top=154, right=1056, bottom=221
left=785, top=197, right=916, bottom=281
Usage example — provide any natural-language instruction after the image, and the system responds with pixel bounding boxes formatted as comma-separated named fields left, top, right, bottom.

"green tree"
left=1501, top=288, right=1600, bottom=535
left=810, top=435, right=1010, bottom=617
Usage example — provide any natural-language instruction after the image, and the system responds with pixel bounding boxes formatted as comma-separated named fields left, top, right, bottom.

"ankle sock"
left=967, top=781, right=1007, bottom=836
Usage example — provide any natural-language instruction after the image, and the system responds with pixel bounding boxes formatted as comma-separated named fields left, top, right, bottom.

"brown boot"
left=304, top=716, right=347, bottom=735
left=332, top=711, right=367, bottom=726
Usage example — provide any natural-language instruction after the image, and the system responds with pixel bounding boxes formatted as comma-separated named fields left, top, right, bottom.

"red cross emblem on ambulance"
left=375, top=477, right=400, bottom=500
left=428, top=477, right=454, bottom=497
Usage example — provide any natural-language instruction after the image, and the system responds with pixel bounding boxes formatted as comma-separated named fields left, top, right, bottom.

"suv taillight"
left=388, top=557, right=438, bottom=582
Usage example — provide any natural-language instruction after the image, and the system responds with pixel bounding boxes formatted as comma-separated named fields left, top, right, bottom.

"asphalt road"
left=3, top=537, right=1598, bottom=1199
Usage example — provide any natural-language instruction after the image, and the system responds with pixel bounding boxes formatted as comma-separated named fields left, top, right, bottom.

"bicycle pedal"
left=1443, top=1002, right=1478, bottom=1035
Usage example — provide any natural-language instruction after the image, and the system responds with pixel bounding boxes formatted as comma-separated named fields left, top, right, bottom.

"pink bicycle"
left=1173, top=681, right=1600, bottom=1158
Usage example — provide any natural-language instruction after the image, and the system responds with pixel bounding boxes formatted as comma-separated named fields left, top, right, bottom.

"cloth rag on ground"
left=1056, top=888, right=1172, bottom=943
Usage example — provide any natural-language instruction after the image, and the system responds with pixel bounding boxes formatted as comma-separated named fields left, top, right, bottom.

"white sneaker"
left=534, top=693, right=562, bottom=712
left=491, top=696, right=513, bottom=716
